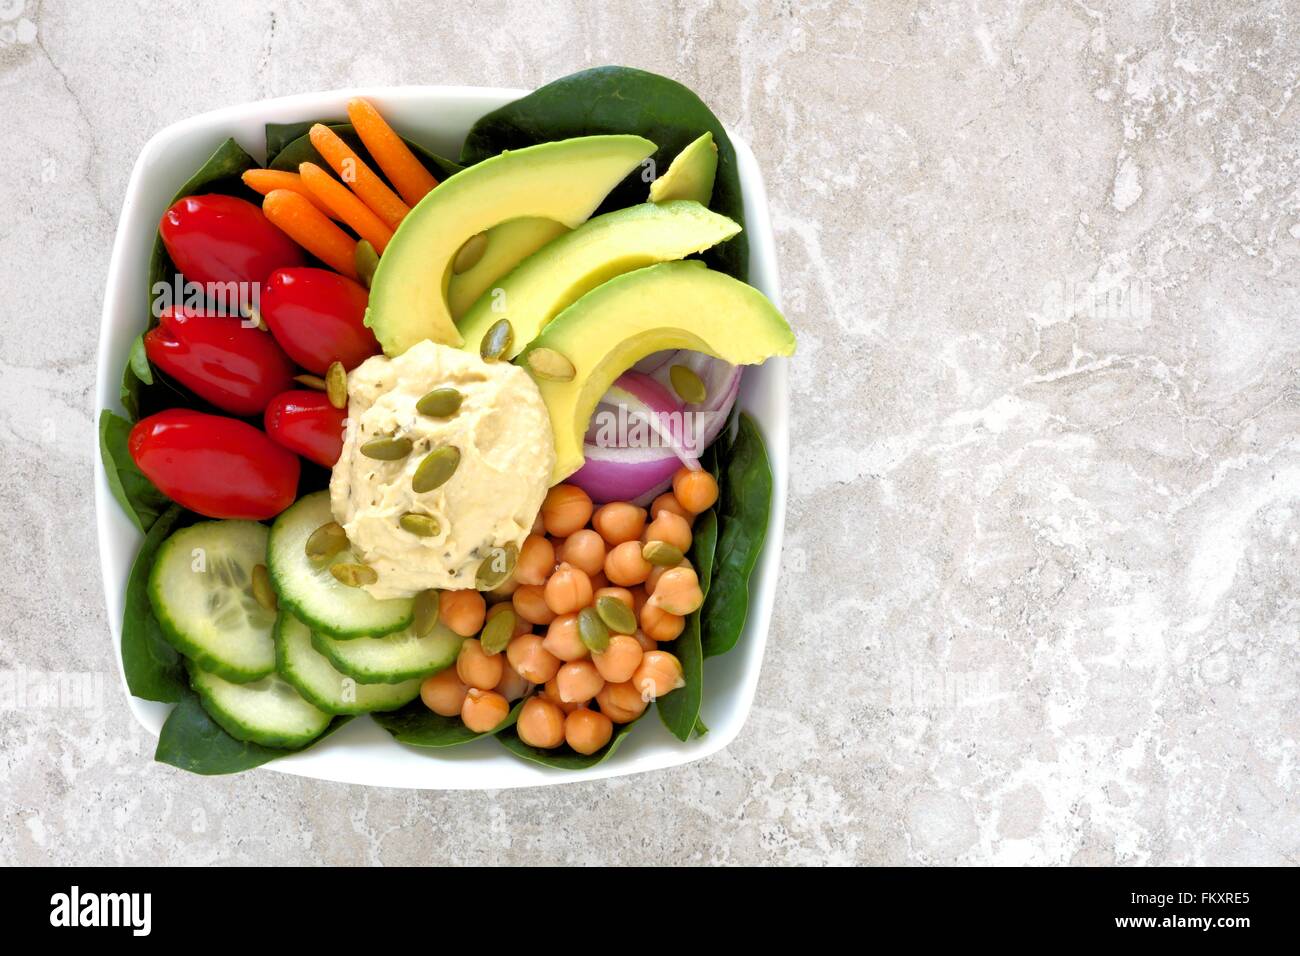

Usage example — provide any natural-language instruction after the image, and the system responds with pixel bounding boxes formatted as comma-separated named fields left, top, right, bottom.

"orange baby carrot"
left=261, top=189, right=358, bottom=280
left=298, top=162, right=394, bottom=253
left=308, top=123, right=410, bottom=230
left=241, top=169, right=338, bottom=218
left=346, top=97, right=439, bottom=206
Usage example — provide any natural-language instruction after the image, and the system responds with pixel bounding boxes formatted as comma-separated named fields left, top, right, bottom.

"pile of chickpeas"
left=419, top=465, right=721, bottom=754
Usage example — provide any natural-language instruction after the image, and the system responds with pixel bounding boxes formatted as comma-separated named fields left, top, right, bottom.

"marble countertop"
left=3, top=0, right=1296, bottom=865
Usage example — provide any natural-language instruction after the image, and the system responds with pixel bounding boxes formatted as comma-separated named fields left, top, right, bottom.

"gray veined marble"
left=1, top=0, right=1296, bottom=865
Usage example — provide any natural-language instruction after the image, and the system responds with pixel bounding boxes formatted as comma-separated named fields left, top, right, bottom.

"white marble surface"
left=3, top=0, right=1298, bottom=865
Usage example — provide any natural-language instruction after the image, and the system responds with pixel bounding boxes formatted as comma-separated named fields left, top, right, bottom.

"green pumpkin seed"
left=577, top=606, right=611, bottom=653
left=526, top=347, right=576, bottom=382
left=355, top=240, right=380, bottom=288
left=453, top=232, right=488, bottom=274
left=416, top=387, right=463, bottom=418
left=326, top=360, right=348, bottom=409
left=669, top=364, right=708, bottom=404
left=360, top=435, right=414, bottom=460
left=480, top=608, right=516, bottom=655
left=304, top=521, right=347, bottom=561
left=595, top=595, right=636, bottom=635
left=475, top=542, right=518, bottom=591
left=251, top=564, right=277, bottom=611
left=412, top=445, right=460, bottom=493
left=412, top=589, right=440, bottom=637
left=295, top=373, right=327, bottom=391
left=330, top=562, right=377, bottom=588
left=642, top=540, right=685, bottom=566
left=399, top=512, right=440, bottom=537
left=480, top=319, right=513, bottom=362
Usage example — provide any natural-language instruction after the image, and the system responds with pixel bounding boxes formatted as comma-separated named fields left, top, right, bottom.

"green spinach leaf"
left=98, top=410, right=169, bottom=534
left=496, top=716, right=640, bottom=770
left=372, top=696, right=522, bottom=748
left=460, top=66, right=748, bottom=281
left=267, top=122, right=462, bottom=181
left=120, top=503, right=188, bottom=702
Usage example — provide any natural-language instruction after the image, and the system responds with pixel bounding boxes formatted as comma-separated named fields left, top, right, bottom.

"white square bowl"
left=94, top=86, right=788, bottom=789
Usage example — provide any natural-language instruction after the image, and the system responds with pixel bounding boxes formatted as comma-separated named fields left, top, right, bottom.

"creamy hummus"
left=329, top=339, right=555, bottom=600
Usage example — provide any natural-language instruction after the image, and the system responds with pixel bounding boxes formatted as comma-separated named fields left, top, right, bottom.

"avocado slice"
left=649, top=132, right=718, bottom=205
left=447, top=217, right=570, bottom=320
left=458, top=201, right=741, bottom=358
left=366, top=135, right=655, bottom=355
left=518, top=261, right=795, bottom=483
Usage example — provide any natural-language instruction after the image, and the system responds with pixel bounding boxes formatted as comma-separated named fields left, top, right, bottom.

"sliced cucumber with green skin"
left=311, top=620, right=464, bottom=684
left=188, top=661, right=331, bottom=748
left=267, top=491, right=413, bottom=639
left=275, top=613, right=422, bottom=715
left=148, top=521, right=277, bottom=682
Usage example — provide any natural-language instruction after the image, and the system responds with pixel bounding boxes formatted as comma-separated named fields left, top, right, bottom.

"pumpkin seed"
left=326, top=360, right=348, bottom=409
left=595, top=595, right=636, bottom=635
left=577, top=606, right=611, bottom=653
left=526, top=347, right=576, bottom=382
left=295, top=373, right=327, bottom=391
left=475, top=542, right=518, bottom=591
left=330, top=562, right=377, bottom=588
left=355, top=240, right=379, bottom=288
left=412, top=445, right=460, bottom=493
left=669, top=364, right=708, bottom=404
left=399, top=512, right=440, bottom=537
left=642, top=540, right=684, bottom=566
left=413, top=589, right=440, bottom=637
left=416, top=387, right=463, bottom=418
left=453, top=231, right=488, bottom=274
left=251, top=563, right=277, bottom=611
left=480, top=608, right=516, bottom=655
left=360, top=435, right=414, bottom=460
left=304, top=521, right=347, bottom=560
left=480, top=319, right=513, bottom=362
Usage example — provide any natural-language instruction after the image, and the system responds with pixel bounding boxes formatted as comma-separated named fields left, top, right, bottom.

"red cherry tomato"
left=160, top=194, right=304, bottom=287
left=129, top=409, right=300, bottom=520
left=143, top=306, right=295, bottom=416
left=264, top=391, right=348, bottom=468
left=260, top=268, right=378, bottom=374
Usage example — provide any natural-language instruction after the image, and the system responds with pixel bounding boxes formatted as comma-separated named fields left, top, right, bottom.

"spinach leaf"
left=692, top=507, right=719, bottom=597
left=155, top=692, right=352, bottom=776
left=656, top=507, right=716, bottom=741
left=372, top=696, right=522, bottom=748
left=496, top=716, right=640, bottom=770
left=460, top=66, right=748, bottom=281
left=120, top=503, right=188, bottom=702
left=98, top=410, right=169, bottom=534
left=700, top=413, right=773, bottom=658
left=267, top=122, right=461, bottom=181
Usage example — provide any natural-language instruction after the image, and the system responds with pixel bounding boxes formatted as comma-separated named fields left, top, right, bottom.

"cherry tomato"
left=260, top=268, right=378, bottom=374
left=129, top=409, right=300, bottom=520
left=160, top=194, right=304, bottom=287
left=264, top=390, right=347, bottom=468
left=143, top=306, right=295, bottom=416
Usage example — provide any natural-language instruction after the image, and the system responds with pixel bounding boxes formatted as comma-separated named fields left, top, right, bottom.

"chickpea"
left=506, top=634, right=560, bottom=684
left=592, top=634, right=644, bottom=683
left=648, top=566, right=704, bottom=615
left=604, top=540, right=651, bottom=586
left=647, top=557, right=693, bottom=595
left=560, top=529, right=606, bottom=577
left=541, top=484, right=592, bottom=537
left=632, top=650, right=684, bottom=702
left=420, top=668, right=467, bottom=717
left=594, top=586, right=634, bottom=610
left=513, top=584, right=557, bottom=625
left=495, top=661, right=531, bottom=701
left=531, top=510, right=546, bottom=535
left=487, top=577, right=519, bottom=600
left=595, top=680, right=648, bottom=723
left=565, top=707, right=614, bottom=755
left=456, top=638, right=504, bottom=690
left=556, top=660, right=605, bottom=703
left=542, top=676, right=580, bottom=714
left=632, top=628, right=657, bottom=652
left=543, top=562, right=593, bottom=615
left=517, top=695, right=566, bottom=748
left=672, top=467, right=719, bottom=513
left=440, top=589, right=486, bottom=637
left=650, top=492, right=693, bottom=523
left=643, top=510, right=692, bottom=553
left=461, top=688, right=510, bottom=732
left=542, top=613, right=588, bottom=661
left=630, top=586, right=649, bottom=618
left=488, top=599, right=531, bottom=636
left=514, top=534, right=555, bottom=586
left=592, top=502, right=647, bottom=545
left=640, top=602, right=684, bottom=642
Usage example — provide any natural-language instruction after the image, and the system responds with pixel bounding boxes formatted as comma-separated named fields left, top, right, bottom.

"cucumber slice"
left=188, top=662, right=331, bottom=748
left=275, top=614, right=422, bottom=714
left=311, top=621, right=464, bottom=684
left=267, top=492, right=413, bottom=639
left=148, top=521, right=276, bottom=682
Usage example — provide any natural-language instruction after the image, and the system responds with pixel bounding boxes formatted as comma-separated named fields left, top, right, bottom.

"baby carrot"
left=241, top=169, right=338, bottom=218
left=308, top=123, right=410, bottom=231
left=261, top=189, right=358, bottom=280
left=298, top=162, right=394, bottom=253
left=346, top=97, right=439, bottom=206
